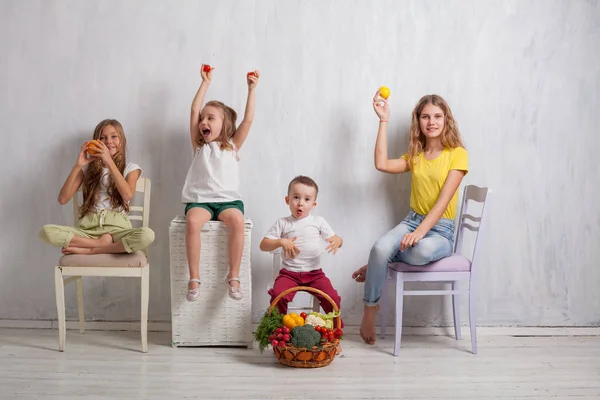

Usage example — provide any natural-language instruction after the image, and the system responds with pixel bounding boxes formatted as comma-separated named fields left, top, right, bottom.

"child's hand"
left=372, top=89, right=390, bottom=122
left=280, top=237, right=300, bottom=259
left=88, top=141, right=113, bottom=166
left=201, top=64, right=214, bottom=82
left=326, top=235, right=343, bottom=254
left=399, top=231, right=425, bottom=251
left=246, top=69, right=260, bottom=89
left=76, top=142, right=94, bottom=168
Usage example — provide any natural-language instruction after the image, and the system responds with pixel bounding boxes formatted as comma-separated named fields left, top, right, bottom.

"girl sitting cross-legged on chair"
left=352, top=92, right=469, bottom=345
left=39, top=119, right=155, bottom=255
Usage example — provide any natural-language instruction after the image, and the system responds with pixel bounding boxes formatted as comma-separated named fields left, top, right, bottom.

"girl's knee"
left=222, top=212, right=244, bottom=231
left=138, top=227, right=155, bottom=249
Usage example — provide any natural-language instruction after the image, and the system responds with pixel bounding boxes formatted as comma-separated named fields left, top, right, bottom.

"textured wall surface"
left=1, top=0, right=598, bottom=326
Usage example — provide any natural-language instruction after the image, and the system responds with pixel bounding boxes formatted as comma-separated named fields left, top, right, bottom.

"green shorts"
left=184, top=200, right=245, bottom=221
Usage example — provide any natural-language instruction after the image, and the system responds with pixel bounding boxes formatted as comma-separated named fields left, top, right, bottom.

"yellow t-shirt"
left=402, top=147, right=469, bottom=220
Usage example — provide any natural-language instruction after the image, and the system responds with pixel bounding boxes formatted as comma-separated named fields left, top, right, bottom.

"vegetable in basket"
left=254, top=309, right=284, bottom=352
left=290, top=325, right=321, bottom=348
left=309, top=311, right=340, bottom=330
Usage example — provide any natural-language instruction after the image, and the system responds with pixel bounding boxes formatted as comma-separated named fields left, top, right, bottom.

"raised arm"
left=232, top=70, right=260, bottom=150
left=58, top=142, right=93, bottom=205
left=190, top=64, right=213, bottom=151
left=372, top=90, right=410, bottom=174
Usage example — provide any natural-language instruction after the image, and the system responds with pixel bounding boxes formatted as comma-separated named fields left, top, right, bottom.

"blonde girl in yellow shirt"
left=352, top=92, right=469, bottom=344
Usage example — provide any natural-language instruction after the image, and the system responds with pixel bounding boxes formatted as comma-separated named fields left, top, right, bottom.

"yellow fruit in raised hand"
left=379, top=86, right=391, bottom=99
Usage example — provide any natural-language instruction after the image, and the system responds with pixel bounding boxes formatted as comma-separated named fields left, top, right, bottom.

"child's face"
left=98, top=125, right=122, bottom=157
left=285, top=183, right=317, bottom=220
left=199, top=105, right=224, bottom=143
left=419, top=103, right=445, bottom=139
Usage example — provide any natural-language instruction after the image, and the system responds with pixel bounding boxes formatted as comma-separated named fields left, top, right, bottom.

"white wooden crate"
left=169, top=215, right=253, bottom=347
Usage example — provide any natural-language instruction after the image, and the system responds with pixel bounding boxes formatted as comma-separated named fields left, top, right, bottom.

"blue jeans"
left=363, top=210, right=455, bottom=306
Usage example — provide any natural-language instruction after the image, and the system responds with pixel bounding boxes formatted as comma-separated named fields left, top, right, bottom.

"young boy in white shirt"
left=259, top=175, right=344, bottom=317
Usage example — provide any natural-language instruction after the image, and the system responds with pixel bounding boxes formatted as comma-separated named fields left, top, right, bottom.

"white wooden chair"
left=54, top=177, right=151, bottom=353
left=270, top=250, right=320, bottom=314
left=380, top=184, right=490, bottom=355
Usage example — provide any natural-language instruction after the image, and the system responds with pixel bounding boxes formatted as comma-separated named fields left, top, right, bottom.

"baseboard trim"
left=0, top=319, right=598, bottom=336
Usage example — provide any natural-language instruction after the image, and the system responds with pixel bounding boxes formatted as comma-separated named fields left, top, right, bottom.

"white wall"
left=1, top=0, right=598, bottom=327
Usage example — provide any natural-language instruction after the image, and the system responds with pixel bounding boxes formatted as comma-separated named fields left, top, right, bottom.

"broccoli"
left=290, top=325, right=321, bottom=348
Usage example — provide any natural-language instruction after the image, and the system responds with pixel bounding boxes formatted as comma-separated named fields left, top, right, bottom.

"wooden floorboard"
left=0, top=328, right=598, bottom=399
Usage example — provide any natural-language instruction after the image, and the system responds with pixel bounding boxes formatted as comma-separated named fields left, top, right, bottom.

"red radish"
left=278, top=340, right=286, bottom=347
left=282, top=334, right=290, bottom=342
left=271, top=339, right=278, bottom=347
left=282, top=326, right=290, bottom=334
left=276, top=333, right=283, bottom=340
left=276, top=328, right=283, bottom=334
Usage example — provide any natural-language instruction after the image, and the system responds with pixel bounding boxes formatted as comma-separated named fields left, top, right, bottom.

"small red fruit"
left=203, top=64, right=211, bottom=72
left=300, top=312, right=307, bottom=319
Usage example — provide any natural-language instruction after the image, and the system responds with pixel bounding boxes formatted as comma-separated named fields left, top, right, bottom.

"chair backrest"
left=72, top=177, right=152, bottom=229
left=454, top=184, right=490, bottom=270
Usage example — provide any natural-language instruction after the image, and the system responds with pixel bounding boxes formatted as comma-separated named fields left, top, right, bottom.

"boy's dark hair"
left=287, top=175, right=319, bottom=198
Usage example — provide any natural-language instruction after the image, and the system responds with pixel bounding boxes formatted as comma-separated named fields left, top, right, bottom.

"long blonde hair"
left=79, top=119, right=129, bottom=218
left=195, top=100, right=238, bottom=151
left=406, top=94, right=464, bottom=169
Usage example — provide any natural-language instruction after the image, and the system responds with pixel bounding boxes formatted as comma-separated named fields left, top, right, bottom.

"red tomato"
left=300, top=312, right=307, bottom=319
left=247, top=71, right=256, bottom=77
left=203, top=64, right=211, bottom=72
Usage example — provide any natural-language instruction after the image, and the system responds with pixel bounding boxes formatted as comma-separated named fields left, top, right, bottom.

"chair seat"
left=58, top=251, right=148, bottom=268
left=389, top=254, right=471, bottom=273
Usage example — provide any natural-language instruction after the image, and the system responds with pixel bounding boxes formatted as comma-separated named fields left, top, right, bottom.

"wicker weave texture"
left=169, top=215, right=253, bottom=347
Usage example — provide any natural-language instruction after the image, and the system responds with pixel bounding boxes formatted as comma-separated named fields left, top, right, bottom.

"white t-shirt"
left=264, top=215, right=335, bottom=272
left=94, top=162, right=142, bottom=212
left=181, top=142, right=241, bottom=203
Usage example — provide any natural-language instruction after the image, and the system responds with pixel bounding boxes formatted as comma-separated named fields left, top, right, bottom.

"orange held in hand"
left=379, top=86, right=391, bottom=99
left=87, top=140, right=102, bottom=155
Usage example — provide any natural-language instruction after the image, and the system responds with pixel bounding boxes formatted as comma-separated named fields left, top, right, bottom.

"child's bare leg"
left=359, top=304, right=380, bottom=345
left=63, top=240, right=126, bottom=255
left=218, top=209, right=245, bottom=290
left=185, top=208, right=212, bottom=291
left=67, top=234, right=113, bottom=248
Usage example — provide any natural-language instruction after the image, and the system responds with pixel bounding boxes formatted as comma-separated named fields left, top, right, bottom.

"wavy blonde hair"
left=79, top=119, right=128, bottom=218
left=196, top=100, right=238, bottom=151
left=406, top=94, right=464, bottom=169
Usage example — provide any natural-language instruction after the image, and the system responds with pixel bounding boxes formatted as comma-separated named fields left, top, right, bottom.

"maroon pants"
left=268, top=268, right=341, bottom=317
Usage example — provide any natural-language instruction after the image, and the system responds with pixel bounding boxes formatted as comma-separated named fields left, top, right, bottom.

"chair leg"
left=379, top=270, right=389, bottom=339
left=393, top=274, right=404, bottom=357
left=54, top=267, right=66, bottom=352
left=311, top=296, right=320, bottom=313
left=76, top=277, right=85, bottom=334
left=469, top=286, right=477, bottom=354
left=140, top=265, right=149, bottom=353
left=452, top=281, right=461, bottom=340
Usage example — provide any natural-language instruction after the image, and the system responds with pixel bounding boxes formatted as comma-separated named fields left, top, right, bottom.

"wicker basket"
left=269, top=286, right=342, bottom=368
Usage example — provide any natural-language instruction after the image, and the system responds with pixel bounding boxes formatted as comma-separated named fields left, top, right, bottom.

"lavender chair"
left=379, top=185, right=490, bottom=355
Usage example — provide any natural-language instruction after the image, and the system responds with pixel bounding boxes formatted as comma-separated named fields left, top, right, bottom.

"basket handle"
left=268, top=286, right=342, bottom=330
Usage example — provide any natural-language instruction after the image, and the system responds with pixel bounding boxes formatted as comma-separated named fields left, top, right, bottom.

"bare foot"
left=352, top=265, right=367, bottom=283
left=359, top=304, right=379, bottom=345
left=62, top=247, right=93, bottom=255
left=98, top=233, right=113, bottom=247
